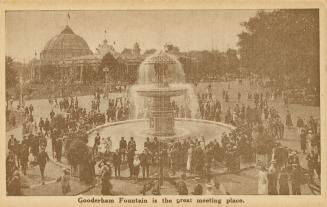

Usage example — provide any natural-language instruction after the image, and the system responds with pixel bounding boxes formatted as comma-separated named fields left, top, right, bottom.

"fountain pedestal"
left=149, top=96, right=175, bottom=136
left=137, top=87, right=186, bottom=136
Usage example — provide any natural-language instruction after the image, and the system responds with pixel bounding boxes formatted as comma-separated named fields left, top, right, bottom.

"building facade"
left=29, top=25, right=196, bottom=85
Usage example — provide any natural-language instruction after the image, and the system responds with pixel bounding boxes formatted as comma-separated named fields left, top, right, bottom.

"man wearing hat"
left=57, top=168, right=71, bottom=195
left=100, top=161, right=113, bottom=195
left=144, top=137, right=152, bottom=151
left=300, top=129, right=307, bottom=153
left=112, top=149, right=121, bottom=178
left=119, top=137, right=127, bottom=162
left=140, top=149, right=150, bottom=179
left=37, top=146, right=50, bottom=184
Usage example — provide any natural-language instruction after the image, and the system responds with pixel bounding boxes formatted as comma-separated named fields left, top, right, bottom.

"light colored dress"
left=258, top=170, right=268, bottom=195
left=186, top=148, right=193, bottom=171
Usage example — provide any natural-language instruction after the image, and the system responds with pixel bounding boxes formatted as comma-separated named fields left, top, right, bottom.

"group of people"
left=6, top=75, right=321, bottom=196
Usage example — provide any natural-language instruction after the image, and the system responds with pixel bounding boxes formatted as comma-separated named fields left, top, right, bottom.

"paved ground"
left=6, top=79, right=321, bottom=195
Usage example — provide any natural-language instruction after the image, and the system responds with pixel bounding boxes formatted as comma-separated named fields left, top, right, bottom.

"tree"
left=165, top=44, right=180, bottom=54
left=5, top=56, right=17, bottom=88
left=144, top=49, right=157, bottom=55
left=226, top=49, right=240, bottom=73
left=99, top=52, right=119, bottom=81
left=237, top=9, right=319, bottom=88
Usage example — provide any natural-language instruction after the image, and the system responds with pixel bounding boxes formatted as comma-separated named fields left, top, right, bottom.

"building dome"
left=40, top=25, right=92, bottom=65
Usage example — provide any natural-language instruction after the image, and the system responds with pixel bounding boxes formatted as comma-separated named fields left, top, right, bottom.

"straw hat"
left=206, top=182, right=214, bottom=188
left=193, top=177, right=201, bottom=182
left=63, top=168, right=70, bottom=174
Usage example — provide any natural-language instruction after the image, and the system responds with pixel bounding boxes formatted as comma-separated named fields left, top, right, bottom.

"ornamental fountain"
left=87, top=48, right=234, bottom=151
left=135, top=51, right=187, bottom=136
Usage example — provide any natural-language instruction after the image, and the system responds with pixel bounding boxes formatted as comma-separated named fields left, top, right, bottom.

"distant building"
left=29, top=25, right=196, bottom=84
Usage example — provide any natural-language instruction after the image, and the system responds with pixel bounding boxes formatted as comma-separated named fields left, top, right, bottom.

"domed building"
left=39, top=25, right=92, bottom=80
left=30, top=24, right=195, bottom=88
left=40, top=25, right=92, bottom=65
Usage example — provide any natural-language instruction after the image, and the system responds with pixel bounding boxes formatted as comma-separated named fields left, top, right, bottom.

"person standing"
left=44, top=118, right=50, bottom=138
left=100, top=162, right=113, bottom=195
left=290, top=164, right=302, bottom=195
left=50, top=109, right=55, bottom=120
left=278, top=167, right=290, bottom=195
left=268, top=160, right=278, bottom=195
left=8, top=135, right=19, bottom=164
left=306, top=150, right=319, bottom=183
left=38, top=132, right=47, bottom=149
left=8, top=135, right=18, bottom=154
left=285, top=110, right=293, bottom=128
left=37, top=146, right=50, bottom=184
left=257, top=165, right=268, bottom=195
left=55, top=137, right=63, bottom=162
left=300, top=129, right=307, bottom=154
left=105, top=136, right=112, bottom=156
left=140, top=150, right=150, bottom=179
left=128, top=137, right=136, bottom=153
left=133, top=155, right=141, bottom=181
left=186, top=144, right=193, bottom=172
left=38, top=118, right=45, bottom=133
left=29, top=104, right=34, bottom=115
left=6, top=150, right=17, bottom=180
left=51, top=128, right=58, bottom=158
left=57, top=168, right=71, bottom=195
left=144, top=137, right=152, bottom=151
left=296, top=117, right=305, bottom=135
left=112, top=149, right=121, bottom=178
left=93, top=133, right=101, bottom=156
left=127, top=148, right=135, bottom=178
left=19, top=142, right=29, bottom=175
left=30, top=133, right=39, bottom=162
left=119, top=137, right=127, bottom=162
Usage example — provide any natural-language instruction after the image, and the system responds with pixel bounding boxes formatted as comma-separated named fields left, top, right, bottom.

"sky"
left=5, top=10, right=258, bottom=62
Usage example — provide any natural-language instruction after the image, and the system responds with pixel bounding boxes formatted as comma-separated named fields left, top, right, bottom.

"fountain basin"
left=87, top=119, right=234, bottom=152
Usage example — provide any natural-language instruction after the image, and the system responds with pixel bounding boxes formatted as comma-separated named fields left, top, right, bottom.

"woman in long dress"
left=285, top=110, right=293, bottom=128
left=278, top=167, right=290, bottom=195
left=186, top=146, right=193, bottom=172
left=133, top=155, right=141, bottom=181
left=57, top=168, right=71, bottom=195
left=258, top=166, right=268, bottom=195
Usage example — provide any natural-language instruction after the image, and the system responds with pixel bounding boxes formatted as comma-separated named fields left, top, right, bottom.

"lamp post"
left=19, top=73, right=24, bottom=108
left=103, top=67, right=110, bottom=99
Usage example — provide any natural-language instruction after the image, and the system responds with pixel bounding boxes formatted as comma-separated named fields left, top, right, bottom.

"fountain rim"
left=86, top=118, right=236, bottom=138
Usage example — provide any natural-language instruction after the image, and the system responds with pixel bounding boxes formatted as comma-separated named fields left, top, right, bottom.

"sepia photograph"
left=3, top=5, right=324, bottom=199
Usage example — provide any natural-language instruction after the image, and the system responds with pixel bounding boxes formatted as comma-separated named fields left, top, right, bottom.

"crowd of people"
left=6, top=76, right=321, bottom=195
